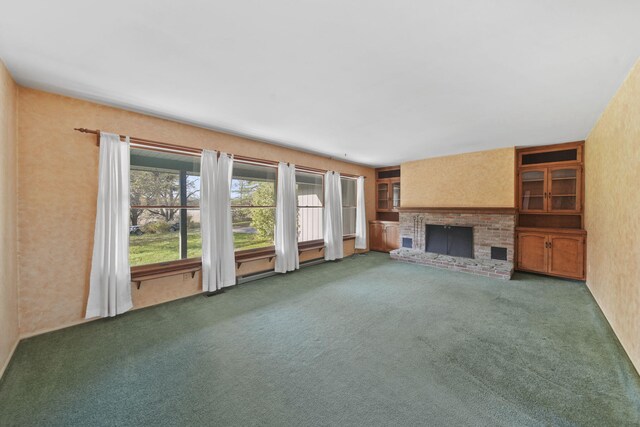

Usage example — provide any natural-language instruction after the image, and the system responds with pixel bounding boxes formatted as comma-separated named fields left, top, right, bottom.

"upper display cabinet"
left=520, top=165, right=581, bottom=213
left=516, top=141, right=584, bottom=226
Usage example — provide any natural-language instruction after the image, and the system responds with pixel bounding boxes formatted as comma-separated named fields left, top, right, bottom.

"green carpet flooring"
left=1, top=252, right=639, bottom=426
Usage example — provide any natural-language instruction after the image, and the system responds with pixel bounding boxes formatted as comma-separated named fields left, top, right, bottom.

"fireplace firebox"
left=425, top=225, right=473, bottom=258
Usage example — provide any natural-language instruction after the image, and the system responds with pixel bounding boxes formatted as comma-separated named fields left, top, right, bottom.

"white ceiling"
left=1, top=1, right=639, bottom=166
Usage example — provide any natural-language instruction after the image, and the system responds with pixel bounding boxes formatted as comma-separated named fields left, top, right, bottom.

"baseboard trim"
left=19, top=318, right=96, bottom=340
left=237, top=257, right=329, bottom=284
left=0, top=338, right=20, bottom=381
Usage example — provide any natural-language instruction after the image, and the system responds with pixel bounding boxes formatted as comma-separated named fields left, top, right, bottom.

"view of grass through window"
left=231, top=162, right=277, bottom=251
left=129, top=148, right=202, bottom=267
left=129, top=152, right=281, bottom=267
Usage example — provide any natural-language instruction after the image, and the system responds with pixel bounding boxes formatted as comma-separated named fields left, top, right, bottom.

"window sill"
left=131, top=235, right=358, bottom=284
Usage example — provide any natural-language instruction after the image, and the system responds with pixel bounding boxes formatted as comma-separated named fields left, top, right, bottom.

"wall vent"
left=491, top=247, right=507, bottom=261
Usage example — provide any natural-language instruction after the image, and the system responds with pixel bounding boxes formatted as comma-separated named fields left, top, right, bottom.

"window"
left=341, top=177, right=357, bottom=235
left=231, top=162, right=277, bottom=251
left=129, top=148, right=201, bottom=267
left=296, top=171, right=323, bottom=242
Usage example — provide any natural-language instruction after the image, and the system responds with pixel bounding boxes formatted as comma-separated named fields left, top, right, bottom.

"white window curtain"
left=324, top=171, right=344, bottom=260
left=275, top=162, right=299, bottom=273
left=85, top=132, right=133, bottom=319
left=355, top=176, right=367, bottom=249
left=201, top=150, right=236, bottom=292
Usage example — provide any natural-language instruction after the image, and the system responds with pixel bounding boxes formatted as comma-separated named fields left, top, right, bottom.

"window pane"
left=129, top=209, right=201, bottom=266
left=185, top=209, right=202, bottom=259
left=296, top=172, right=323, bottom=207
left=298, top=207, right=323, bottom=242
left=187, top=173, right=201, bottom=207
left=341, top=178, right=356, bottom=207
left=130, top=148, right=200, bottom=207
left=129, top=208, right=181, bottom=266
left=343, top=207, right=357, bottom=235
left=296, top=172, right=323, bottom=242
left=232, top=207, right=275, bottom=251
left=341, top=178, right=357, bottom=235
left=130, top=169, right=180, bottom=206
left=231, top=163, right=276, bottom=207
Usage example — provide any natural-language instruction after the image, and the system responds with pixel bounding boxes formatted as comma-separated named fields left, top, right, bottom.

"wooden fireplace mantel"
left=397, top=207, right=517, bottom=215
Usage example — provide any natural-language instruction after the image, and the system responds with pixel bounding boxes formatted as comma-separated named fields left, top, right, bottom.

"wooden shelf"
left=516, top=226, right=586, bottom=235
left=398, top=207, right=517, bottom=214
left=236, top=254, right=274, bottom=269
left=132, top=263, right=201, bottom=289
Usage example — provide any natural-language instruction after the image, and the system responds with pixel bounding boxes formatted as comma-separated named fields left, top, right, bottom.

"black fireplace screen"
left=425, top=225, right=473, bottom=258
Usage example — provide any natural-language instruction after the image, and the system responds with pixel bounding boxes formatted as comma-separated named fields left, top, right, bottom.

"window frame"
left=129, top=147, right=202, bottom=268
left=340, top=176, right=358, bottom=238
left=230, top=160, right=278, bottom=252
left=296, top=170, right=325, bottom=245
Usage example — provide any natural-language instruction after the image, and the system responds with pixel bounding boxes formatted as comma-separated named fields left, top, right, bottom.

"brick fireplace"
left=390, top=208, right=516, bottom=279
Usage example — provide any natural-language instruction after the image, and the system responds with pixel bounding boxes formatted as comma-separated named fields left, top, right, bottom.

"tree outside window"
left=129, top=148, right=201, bottom=266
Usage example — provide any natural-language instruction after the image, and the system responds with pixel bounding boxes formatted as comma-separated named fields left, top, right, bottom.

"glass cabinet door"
left=391, top=182, right=400, bottom=210
left=377, top=182, right=389, bottom=210
left=520, top=169, right=546, bottom=212
left=549, top=167, right=579, bottom=212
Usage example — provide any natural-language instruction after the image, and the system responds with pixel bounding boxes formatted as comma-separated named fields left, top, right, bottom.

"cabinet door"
left=385, top=224, right=400, bottom=251
left=390, top=179, right=401, bottom=211
left=548, top=167, right=581, bottom=213
left=520, top=169, right=547, bottom=212
left=376, top=181, right=390, bottom=211
left=369, top=223, right=386, bottom=251
left=548, top=234, right=584, bottom=279
left=517, top=232, right=548, bottom=273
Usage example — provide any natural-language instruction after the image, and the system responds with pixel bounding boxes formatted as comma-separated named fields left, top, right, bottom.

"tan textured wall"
left=585, top=59, right=640, bottom=371
left=17, top=88, right=375, bottom=336
left=401, top=148, right=515, bottom=208
left=0, top=60, right=19, bottom=376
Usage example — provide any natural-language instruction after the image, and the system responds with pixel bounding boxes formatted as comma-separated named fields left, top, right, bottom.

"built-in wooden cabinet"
left=369, top=220, right=400, bottom=252
left=520, top=165, right=581, bottom=213
left=516, top=141, right=586, bottom=280
left=376, top=178, right=401, bottom=212
left=517, top=229, right=585, bottom=280
left=371, top=166, right=401, bottom=251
